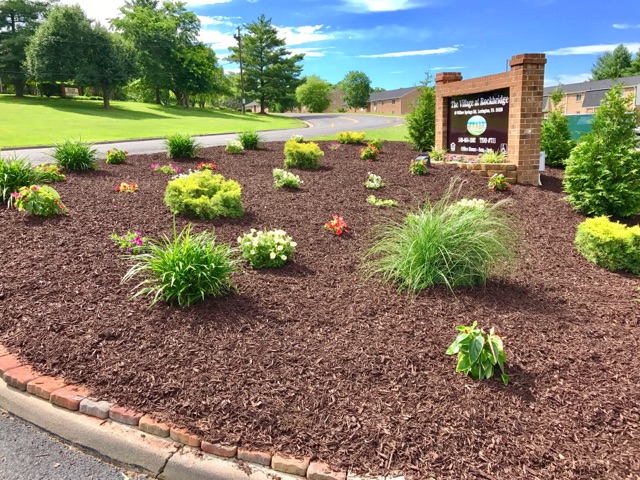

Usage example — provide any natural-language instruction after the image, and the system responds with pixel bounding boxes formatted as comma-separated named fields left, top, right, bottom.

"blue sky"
left=65, top=0, right=640, bottom=90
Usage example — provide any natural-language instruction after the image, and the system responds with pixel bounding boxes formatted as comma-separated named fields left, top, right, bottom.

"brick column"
left=508, top=54, right=547, bottom=184
left=435, top=72, right=463, bottom=152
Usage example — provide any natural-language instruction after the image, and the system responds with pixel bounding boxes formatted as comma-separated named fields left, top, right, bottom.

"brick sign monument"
left=435, top=53, right=547, bottom=185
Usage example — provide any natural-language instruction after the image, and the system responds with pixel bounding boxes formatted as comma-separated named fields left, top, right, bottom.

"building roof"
left=582, top=90, right=607, bottom=108
left=543, top=75, right=640, bottom=95
left=245, top=101, right=259, bottom=107
left=369, top=87, right=417, bottom=102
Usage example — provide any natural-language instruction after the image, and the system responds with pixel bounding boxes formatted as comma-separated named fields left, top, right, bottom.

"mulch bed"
left=1, top=142, right=639, bottom=479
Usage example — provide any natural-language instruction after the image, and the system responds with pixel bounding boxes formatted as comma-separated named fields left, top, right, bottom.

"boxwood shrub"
left=164, top=170, right=244, bottom=220
left=283, top=139, right=324, bottom=169
left=575, top=216, right=640, bottom=275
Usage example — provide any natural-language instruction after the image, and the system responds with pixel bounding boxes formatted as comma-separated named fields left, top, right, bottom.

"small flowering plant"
left=364, top=172, right=384, bottom=190
left=327, top=142, right=342, bottom=152
left=367, top=139, right=383, bottom=151
left=446, top=321, right=508, bottom=385
left=455, top=198, right=486, bottom=209
left=238, top=228, right=296, bottom=269
left=409, top=158, right=428, bottom=175
left=106, top=148, right=128, bottom=165
left=225, top=139, right=244, bottom=154
left=151, top=163, right=181, bottom=175
left=290, top=134, right=304, bottom=143
left=197, top=162, right=217, bottom=171
left=488, top=174, right=511, bottom=192
left=359, top=145, right=380, bottom=162
left=115, top=182, right=138, bottom=193
left=367, top=195, right=398, bottom=207
left=324, top=215, right=348, bottom=236
left=33, top=163, right=65, bottom=183
left=11, top=185, right=67, bottom=217
left=110, top=231, right=148, bottom=254
left=273, top=168, right=302, bottom=189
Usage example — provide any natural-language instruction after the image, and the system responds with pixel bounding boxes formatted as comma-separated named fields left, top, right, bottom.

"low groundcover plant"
left=273, top=168, right=302, bottom=189
left=324, top=215, right=348, bottom=236
left=409, top=158, right=428, bottom=175
left=197, top=162, right=217, bottom=171
left=151, top=163, right=181, bottom=175
left=364, top=172, right=384, bottom=190
left=33, top=163, right=65, bottom=183
left=115, top=182, right=139, bottom=193
left=110, top=231, right=149, bottom=254
left=225, top=139, right=244, bottom=154
left=238, top=229, right=296, bottom=268
left=446, top=321, right=508, bottom=385
left=360, top=145, right=380, bottom=162
left=488, top=174, right=511, bottom=192
left=367, top=195, right=399, bottom=208
left=106, top=148, right=128, bottom=165
left=11, top=185, right=67, bottom=216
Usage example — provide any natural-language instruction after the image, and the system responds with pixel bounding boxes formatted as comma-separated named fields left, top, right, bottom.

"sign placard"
left=446, top=88, right=509, bottom=155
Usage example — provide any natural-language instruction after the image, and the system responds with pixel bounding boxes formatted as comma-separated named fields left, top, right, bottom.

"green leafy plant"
left=273, top=168, right=302, bottom=189
left=367, top=195, right=399, bottom=207
left=11, top=185, right=67, bottom=217
left=106, top=148, right=128, bottom=165
left=225, top=139, right=244, bottom=154
left=1, top=155, right=36, bottom=204
left=283, top=139, right=324, bottom=169
left=165, top=133, right=200, bottom=159
left=446, top=321, right=508, bottom=385
left=151, top=163, right=181, bottom=175
left=406, top=76, right=435, bottom=151
left=564, top=84, right=640, bottom=217
left=238, top=130, right=261, bottom=150
left=110, top=231, right=149, bottom=254
left=575, top=216, right=640, bottom=275
left=364, top=184, right=518, bottom=292
left=337, top=131, right=366, bottom=144
left=541, top=106, right=576, bottom=167
left=290, top=134, right=304, bottom=143
left=364, top=172, right=384, bottom=190
left=409, top=158, right=428, bottom=175
left=237, top=228, right=296, bottom=268
left=368, top=139, right=383, bottom=151
left=359, top=145, right=380, bottom=162
left=122, top=222, right=238, bottom=308
left=479, top=149, right=507, bottom=164
left=327, top=142, right=342, bottom=152
left=32, top=163, right=65, bottom=183
left=428, top=147, right=447, bottom=163
left=51, top=138, right=97, bottom=171
left=164, top=170, right=244, bottom=220
left=488, top=174, right=511, bottom=192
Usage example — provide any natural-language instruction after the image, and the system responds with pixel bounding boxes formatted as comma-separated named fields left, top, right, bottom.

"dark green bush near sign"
left=164, top=171, right=244, bottom=220
left=575, top=217, right=640, bottom=275
left=541, top=88, right=576, bottom=167
left=406, top=77, right=435, bottom=152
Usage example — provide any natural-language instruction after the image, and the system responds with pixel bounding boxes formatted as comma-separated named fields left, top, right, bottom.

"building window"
left=381, top=100, right=384, bottom=105
left=392, top=99, right=396, bottom=105
left=373, top=101, right=377, bottom=106
left=576, top=94, right=582, bottom=101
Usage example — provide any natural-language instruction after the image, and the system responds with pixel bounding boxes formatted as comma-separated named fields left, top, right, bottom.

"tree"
left=541, top=88, right=575, bottom=167
left=0, top=0, right=53, bottom=96
left=405, top=75, right=435, bottom=151
left=171, top=43, right=224, bottom=107
left=339, top=71, right=370, bottom=109
left=227, top=14, right=304, bottom=114
left=296, top=75, right=331, bottom=112
left=590, top=44, right=633, bottom=80
left=563, top=84, right=640, bottom=217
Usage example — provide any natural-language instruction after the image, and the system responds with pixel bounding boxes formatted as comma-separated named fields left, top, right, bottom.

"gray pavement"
left=0, top=409, right=148, bottom=480
left=2, top=113, right=405, bottom=166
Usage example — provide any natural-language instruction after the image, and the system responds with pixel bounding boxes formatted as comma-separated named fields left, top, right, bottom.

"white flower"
left=270, top=252, right=276, bottom=259
left=237, top=236, right=242, bottom=244
left=280, top=255, right=287, bottom=261
left=277, top=245, right=283, bottom=251
left=250, top=249, right=256, bottom=255
left=290, top=241, right=297, bottom=247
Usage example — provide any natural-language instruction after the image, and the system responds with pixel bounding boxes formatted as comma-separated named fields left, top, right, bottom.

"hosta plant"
left=11, top=185, right=67, bottom=217
left=367, top=195, right=399, bottom=208
left=273, top=168, right=302, bottom=189
left=110, top=231, right=149, bottom=254
left=488, top=174, right=511, bottom=192
left=225, top=139, right=244, bottom=154
left=238, top=229, right=296, bottom=268
left=409, top=158, right=428, bottom=175
left=446, top=321, right=508, bottom=385
left=364, top=172, right=384, bottom=190
left=324, top=215, right=348, bottom=236
left=106, top=148, right=128, bottom=165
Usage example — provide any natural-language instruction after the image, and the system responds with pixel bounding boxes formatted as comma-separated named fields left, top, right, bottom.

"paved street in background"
left=3, top=113, right=404, bottom=165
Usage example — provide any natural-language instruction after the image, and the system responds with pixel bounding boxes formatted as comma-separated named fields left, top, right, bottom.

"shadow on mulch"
left=539, top=172, right=564, bottom=193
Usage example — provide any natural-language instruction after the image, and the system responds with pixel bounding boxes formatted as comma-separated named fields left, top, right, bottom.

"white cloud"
left=613, top=23, right=640, bottom=29
left=199, top=29, right=236, bottom=51
left=340, top=0, right=426, bottom=12
left=359, top=46, right=458, bottom=58
left=288, top=47, right=327, bottom=57
left=544, top=73, right=591, bottom=87
left=276, top=25, right=334, bottom=46
left=183, top=0, right=232, bottom=5
left=545, top=43, right=640, bottom=55
left=198, top=15, right=237, bottom=27
left=339, top=24, right=431, bottom=41
left=59, top=0, right=121, bottom=25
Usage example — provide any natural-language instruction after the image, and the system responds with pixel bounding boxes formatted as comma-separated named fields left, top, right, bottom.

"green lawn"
left=311, top=124, right=408, bottom=142
left=0, top=95, right=304, bottom=148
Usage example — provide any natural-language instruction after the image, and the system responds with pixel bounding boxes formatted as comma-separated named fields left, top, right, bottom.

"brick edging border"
left=0, top=344, right=397, bottom=480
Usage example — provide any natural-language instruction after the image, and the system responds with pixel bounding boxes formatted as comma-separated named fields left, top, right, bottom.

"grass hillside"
left=0, top=95, right=303, bottom=148
left=311, top=124, right=408, bottom=142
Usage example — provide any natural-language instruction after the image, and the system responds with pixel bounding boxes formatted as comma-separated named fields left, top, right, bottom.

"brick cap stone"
left=139, top=415, right=171, bottom=438
left=510, top=53, right=547, bottom=67
left=200, top=441, right=237, bottom=458
left=271, top=452, right=311, bottom=476
left=308, top=461, right=347, bottom=480
left=79, top=398, right=113, bottom=419
left=109, top=405, right=144, bottom=426
left=50, top=385, right=90, bottom=411
left=27, top=376, right=67, bottom=400
left=3, top=365, right=41, bottom=391
left=0, top=355, right=24, bottom=375
left=237, top=447, right=272, bottom=466
left=0, top=345, right=10, bottom=357
left=169, top=427, right=201, bottom=448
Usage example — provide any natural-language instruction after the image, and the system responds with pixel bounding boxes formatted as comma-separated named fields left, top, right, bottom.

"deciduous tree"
left=296, top=75, right=331, bottom=113
left=339, top=71, right=371, bottom=109
left=590, top=44, right=636, bottom=80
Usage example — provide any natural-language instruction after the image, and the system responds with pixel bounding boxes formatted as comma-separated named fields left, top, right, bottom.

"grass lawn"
left=0, top=95, right=304, bottom=148
left=311, top=123, right=408, bottom=142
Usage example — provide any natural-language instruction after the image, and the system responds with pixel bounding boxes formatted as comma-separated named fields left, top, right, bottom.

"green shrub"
left=122, top=223, right=237, bottom=308
left=165, top=133, right=200, bottom=159
left=366, top=195, right=398, bottom=207
left=337, top=131, right=366, bottom=144
left=106, top=147, right=128, bottom=165
left=12, top=185, right=67, bottom=217
left=409, top=159, right=428, bottom=175
left=164, top=170, right=244, bottom=220
left=33, top=163, right=65, bottom=183
left=406, top=78, right=435, bottom=151
left=364, top=185, right=518, bottom=292
left=238, top=130, right=261, bottom=150
left=575, top=216, right=640, bottom=275
left=359, top=145, right=380, bottom=161
left=488, top=174, right=511, bottom=192
left=273, top=168, right=302, bottom=189
left=51, top=139, right=97, bottom=171
left=368, top=139, right=383, bottom=151
left=225, top=139, right=244, bottom=154
left=479, top=149, right=507, bottom=164
left=564, top=84, right=640, bottom=217
left=541, top=110, right=575, bottom=167
left=283, top=139, right=324, bottom=169
left=1, top=155, right=36, bottom=204
left=237, top=229, right=296, bottom=268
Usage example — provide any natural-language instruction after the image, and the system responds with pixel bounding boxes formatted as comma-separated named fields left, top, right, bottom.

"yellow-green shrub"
left=283, top=140, right=323, bottom=169
left=164, top=171, right=244, bottom=220
left=575, top=216, right=640, bottom=275
left=337, top=131, right=366, bottom=144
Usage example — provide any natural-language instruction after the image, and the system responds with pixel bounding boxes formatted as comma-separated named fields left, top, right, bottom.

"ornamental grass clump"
left=283, top=139, right=323, bottom=169
left=238, top=229, right=296, bottom=268
left=165, top=133, right=200, bottom=159
left=272, top=168, right=302, bottom=189
left=51, top=138, right=97, bottom=171
left=337, top=131, right=366, bottom=144
left=364, top=183, right=518, bottom=292
left=164, top=170, right=243, bottom=220
left=1, top=155, right=36, bottom=204
left=11, top=185, right=67, bottom=217
left=122, top=222, right=237, bottom=308
left=238, top=130, right=261, bottom=150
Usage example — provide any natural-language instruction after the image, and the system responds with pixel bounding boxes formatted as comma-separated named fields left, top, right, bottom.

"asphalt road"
left=0, top=409, right=148, bottom=480
left=3, top=113, right=405, bottom=166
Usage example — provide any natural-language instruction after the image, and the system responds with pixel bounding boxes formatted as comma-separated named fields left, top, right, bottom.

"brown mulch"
left=1, top=142, right=639, bottom=479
